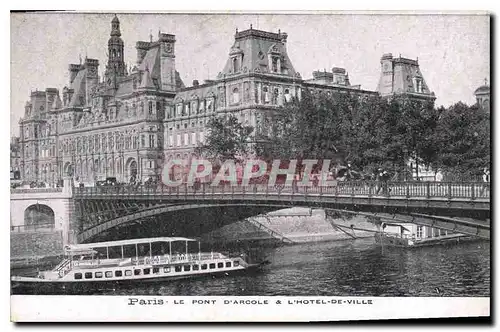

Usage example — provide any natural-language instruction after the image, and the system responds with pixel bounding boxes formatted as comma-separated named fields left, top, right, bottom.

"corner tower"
left=376, top=53, right=435, bottom=100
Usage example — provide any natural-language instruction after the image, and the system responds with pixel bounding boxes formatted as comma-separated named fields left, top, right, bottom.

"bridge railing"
left=74, top=181, right=490, bottom=200
left=11, top=222, right=56, bottom=233
left=11, top=187, right=63, bottom=194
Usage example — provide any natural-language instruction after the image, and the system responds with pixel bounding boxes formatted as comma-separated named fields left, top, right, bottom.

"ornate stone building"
left=18, top=16, right=435, bottom=185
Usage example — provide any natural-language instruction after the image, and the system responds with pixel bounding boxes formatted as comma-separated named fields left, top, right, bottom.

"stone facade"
left=18, top=16, right=435, bottom=185
left=10, top=136, right=21, bottom=180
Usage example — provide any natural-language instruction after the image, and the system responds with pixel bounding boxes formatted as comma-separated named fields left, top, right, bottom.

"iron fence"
left=75, top=181, right=490, bottom=200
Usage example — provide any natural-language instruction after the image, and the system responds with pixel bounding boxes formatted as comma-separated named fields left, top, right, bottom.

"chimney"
left=135, top=41, right=150, bottom=65
left=192, top=80, right=199, bottom=87
left=68, top=64, right=82, bottom=84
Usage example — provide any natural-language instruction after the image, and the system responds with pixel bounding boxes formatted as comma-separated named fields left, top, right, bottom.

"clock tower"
left=159, top=32, right=177, bottom=91
left=104, top=15, right=126, bottom=85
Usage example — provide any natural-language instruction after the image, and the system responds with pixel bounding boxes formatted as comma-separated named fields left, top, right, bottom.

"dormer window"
left=413, top=78, right=423, bottom=93
left=232, top=57, right=239, bottom=73
left=191, top=100, right=198, bottom=114
left=232, top=88, right=240, bottom=104
left=272, top=57, right=279, bottom=73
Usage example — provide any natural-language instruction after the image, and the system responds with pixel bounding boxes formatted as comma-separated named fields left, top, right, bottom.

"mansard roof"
left=219, top=28, right=298, bottom=78
left=68, top=68, right=87, bottom=107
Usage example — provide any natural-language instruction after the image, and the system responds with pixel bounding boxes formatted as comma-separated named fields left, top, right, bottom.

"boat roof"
left=67, top=237, right=197, bottom=251
left=64, top=248, right=98, bottom=255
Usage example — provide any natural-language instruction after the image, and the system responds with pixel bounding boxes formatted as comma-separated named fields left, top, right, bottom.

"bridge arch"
left=77, top=203, right=289, bottom=243
left=24, top=203, right=55, bottom=228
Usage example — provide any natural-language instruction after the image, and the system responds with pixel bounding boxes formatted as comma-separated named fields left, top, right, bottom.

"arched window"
left=232, top=57, right=238, bottom=73
left=232, top=88, right=240, bottom=104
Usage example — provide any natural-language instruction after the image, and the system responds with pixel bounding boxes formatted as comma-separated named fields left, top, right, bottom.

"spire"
left=110, top=14, right=121, bottom=37
left=149, top=29, right=153, bottom=42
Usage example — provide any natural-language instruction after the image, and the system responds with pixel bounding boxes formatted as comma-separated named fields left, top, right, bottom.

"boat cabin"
left=64, top=237, right=204, bottom=267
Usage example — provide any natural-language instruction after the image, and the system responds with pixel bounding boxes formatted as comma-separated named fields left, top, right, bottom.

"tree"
left=195, top=114, right=254, bottom=164
left=258, top=90, right=399, bottom=176
left=433, top=102, right=490, bottom=178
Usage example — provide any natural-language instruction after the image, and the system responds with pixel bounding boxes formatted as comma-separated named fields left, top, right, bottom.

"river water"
left=16, top=237, right=488, bottom=297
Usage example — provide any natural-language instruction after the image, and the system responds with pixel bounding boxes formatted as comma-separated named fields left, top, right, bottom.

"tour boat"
left=11, top=237, right=265, bottom=293
left=374, top=222, right=471, bottom=248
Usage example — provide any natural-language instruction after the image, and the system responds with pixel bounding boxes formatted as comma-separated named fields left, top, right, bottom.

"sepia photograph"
left=9, top=10, right=490, bottom=321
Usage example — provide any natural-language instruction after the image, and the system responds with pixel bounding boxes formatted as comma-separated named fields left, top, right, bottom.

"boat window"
left=175, top=266, right=182, bottom=272
left=125, top=270, right=132, bottom=276
left=95, top=272, right=103, bottom=278
left=74, top=273, right=82, bottom=280
left=134, top=269, right=141, bottom=276
left=163, top=266, right=171, bottom=273
left=233, top=261, right=240, bottom=267
left=108, top=246, right=123, bottom=259
left=171, top=241, right=187, bottom=256
left=143, top=268, right=151, bottom=275
left=84, top=272, right=93, bottom=279
left=184, top=265, right=191, bottom=272
left=123, top=245, right=136, bottom=258
left=151, top=241, right=168, bottom=256
left=209, top=263, right=216, bottom=269
left=94, top=247, right=108, bottom=259
left=153, top=267, right=160, bottom=274
left=115, top=270, right=123, bottom=277
left=137, top=243, right=151, bottom=257
left=201, top=264, right=208, bottom=270
left=226, top=262, right=231, bottom=268
left=105, top=271, right=113, bottom=278
left=193, top=264, right=199, bottom=271
left=217, top=262, right=224, bottom=268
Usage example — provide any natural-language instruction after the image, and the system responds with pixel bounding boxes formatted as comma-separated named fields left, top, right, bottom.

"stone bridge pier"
left=10, top=179, right=76, bottom=247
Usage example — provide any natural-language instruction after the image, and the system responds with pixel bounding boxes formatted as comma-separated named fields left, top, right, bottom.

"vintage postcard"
left=9, top=11, right=490, bottom=322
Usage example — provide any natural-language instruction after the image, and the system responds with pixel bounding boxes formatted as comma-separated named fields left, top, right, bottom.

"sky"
left=10, top=12, right=490, bottom=136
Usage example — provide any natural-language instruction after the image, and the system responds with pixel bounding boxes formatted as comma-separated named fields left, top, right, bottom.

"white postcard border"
left=11, top=296, right=490, bottom=322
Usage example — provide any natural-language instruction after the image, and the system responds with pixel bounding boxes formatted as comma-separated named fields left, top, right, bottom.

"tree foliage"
left=195, top=114, right=254, bottom=163
left=200, top=90, right=490, bottom=179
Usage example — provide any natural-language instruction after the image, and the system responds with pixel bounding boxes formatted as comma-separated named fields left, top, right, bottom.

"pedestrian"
left=375, top=168, right=384, bottom=194
left=381, top=171, right=389, bottom=195
left=435, top=170, right=443, bottom=182
left=480, top=168, right=490, bottom=197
